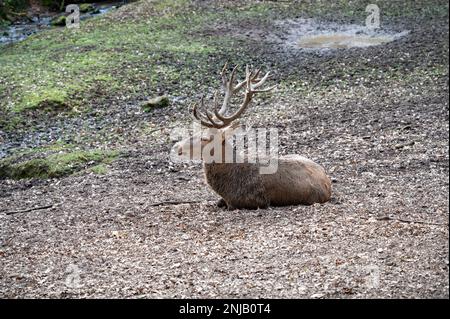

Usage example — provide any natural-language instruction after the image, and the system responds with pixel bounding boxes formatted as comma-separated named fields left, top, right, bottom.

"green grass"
left=0, top=146, right=119, bottom=179
left=0, top=0, right=447, bottom=130
left=0, top=4, right=219, bottom=117
left=21, top=87, right=70, bottom=111
left=90, top=163, right=108, bottom=175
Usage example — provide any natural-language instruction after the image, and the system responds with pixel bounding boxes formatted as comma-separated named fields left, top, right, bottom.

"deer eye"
left=201, top=137, right=211, bottom=142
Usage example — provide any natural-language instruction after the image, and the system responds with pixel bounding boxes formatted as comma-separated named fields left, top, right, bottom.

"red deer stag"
left=173, top=64, right=331, bottom=209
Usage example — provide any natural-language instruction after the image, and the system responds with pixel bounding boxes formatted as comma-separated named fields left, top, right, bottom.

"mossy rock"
left=79, top=3, right=96, bottom=13
left=90, top=163, right=108, bottom=175
left=0, top=149, right=119, bottom=180
left=36, top=98, right=69, bottom=111
left=0, top=158, right=50, bottom=179
left=141, top=96, right=170, bottom=112
left=50, top=15, right=66, bottom=26
left=21, top=89, right=70, bottom=112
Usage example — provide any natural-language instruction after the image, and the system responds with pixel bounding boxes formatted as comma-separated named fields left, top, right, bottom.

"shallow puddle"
left=276, top=18, right=409, bottom=50
left=298, top=33, right=397, bottom=49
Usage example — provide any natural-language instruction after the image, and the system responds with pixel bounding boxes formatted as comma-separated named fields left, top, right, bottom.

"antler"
left=192, top=63, right=275, bottom=129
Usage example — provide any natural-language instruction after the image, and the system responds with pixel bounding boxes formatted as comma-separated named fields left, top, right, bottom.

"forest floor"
left=0, top=0, right=448, bottom=298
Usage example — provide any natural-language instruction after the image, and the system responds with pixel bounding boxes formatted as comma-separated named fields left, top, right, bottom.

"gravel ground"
left=0, top=0, right=448, bottom=298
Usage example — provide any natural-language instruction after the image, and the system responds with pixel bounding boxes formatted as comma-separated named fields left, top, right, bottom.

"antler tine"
left=251, top=69, right=261, bottom=81
left=245, top=65, right=252, bottom=92
left=191, top=98, right=221, bottom=129
left=220, top=62, right=228, bottom=77
left=228, top=65, right=238, bottom=90
left=205, top=109, right=220, bottom=126
left=251, top=71, right=270, bottom=89
left=218, top=93, right=253, bottom=124
left=215, top=65, right=274, bottom=125
left=194, top=64, right=274, bottom=129
left=219, top=64, right=243, bottom=115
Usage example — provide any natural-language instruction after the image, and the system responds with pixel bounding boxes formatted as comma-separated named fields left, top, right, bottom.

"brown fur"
left=203, top=155, right=331, bottom=210
left=174, top=128, right=331, bottom=210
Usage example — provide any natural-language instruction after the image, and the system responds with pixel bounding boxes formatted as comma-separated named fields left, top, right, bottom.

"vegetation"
left=0, top=144, right=119, bottom=179
left=0, top=0, right=447, bottom=179
left=0, top=0, right=29, bottom=25
left=1, top=0, right=447, bottom=120
left=49, top=14, right=66, bottom=26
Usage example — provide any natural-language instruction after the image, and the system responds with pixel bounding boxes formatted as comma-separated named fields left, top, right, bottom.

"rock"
left=395, top=141, right=415, bottom=149
left=79, top=4, right=97, bottom=14
left=141, top=96, right=170, bottom=112
left=50, top=15, right=66, bottom=27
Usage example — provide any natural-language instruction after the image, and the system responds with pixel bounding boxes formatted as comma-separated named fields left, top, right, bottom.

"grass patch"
left=0, top=0, right=447, bottom=131
left=0, top=147, right=119, bottom=179
left=21, top=88, right=70, bottom=111
left=90, top=163, right=108, bottom=175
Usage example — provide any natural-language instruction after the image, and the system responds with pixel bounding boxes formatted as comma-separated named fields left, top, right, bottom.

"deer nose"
left=177, top=147, right=183, bottom=156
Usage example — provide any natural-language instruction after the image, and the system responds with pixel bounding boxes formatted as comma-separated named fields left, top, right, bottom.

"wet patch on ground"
left=277, top=19, right=409, bottom=50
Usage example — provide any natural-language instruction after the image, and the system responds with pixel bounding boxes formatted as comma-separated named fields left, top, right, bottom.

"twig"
left=147, top=126, right=177, bottom=135
left=148, top=200, right=203, bottom=207
left=364, top=215, right=448, bottom=226
left=4, top=204, right=54, bottom=216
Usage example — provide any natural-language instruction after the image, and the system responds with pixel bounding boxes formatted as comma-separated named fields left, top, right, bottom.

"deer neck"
left=203, top=140, right=242, bottom=169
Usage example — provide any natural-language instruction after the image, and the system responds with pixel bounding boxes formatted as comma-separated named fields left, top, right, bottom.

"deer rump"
left=204, top=155, right=331, bottom=210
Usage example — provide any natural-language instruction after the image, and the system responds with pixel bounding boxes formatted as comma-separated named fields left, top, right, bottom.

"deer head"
left=174, top=63, right=274, bottom=162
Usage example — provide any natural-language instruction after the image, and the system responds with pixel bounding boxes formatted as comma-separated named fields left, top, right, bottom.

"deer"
left=173, top=64, right=331, bottom=210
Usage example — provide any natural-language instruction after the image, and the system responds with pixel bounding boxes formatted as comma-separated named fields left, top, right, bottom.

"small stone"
left=395, top=141, right=415, bottom=149
left=50, top=15, right=67, bottom=27
left=79, top=3, right=96, bottom=13
left=141, top=96, right=170, bottom=111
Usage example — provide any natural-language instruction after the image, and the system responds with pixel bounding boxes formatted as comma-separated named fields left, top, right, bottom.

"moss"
left=0, top=158, right=49, bottom=179
left=0, top=0, right=447, bottom=133
left=0, top=148, right=119, bottom=180
left=50, top=15, right=66, bottom=26
left=20, top=88, right=70, bottom=111
left=79, top=3, right=95, bottom=13
left=90, top=163, right=108, bottom=175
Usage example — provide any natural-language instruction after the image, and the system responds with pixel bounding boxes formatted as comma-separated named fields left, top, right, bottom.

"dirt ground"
left=0, top=0, right=449, bottom=298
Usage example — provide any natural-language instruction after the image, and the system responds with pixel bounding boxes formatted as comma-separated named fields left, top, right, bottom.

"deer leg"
left=217, top=198, right=237, bottom=210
